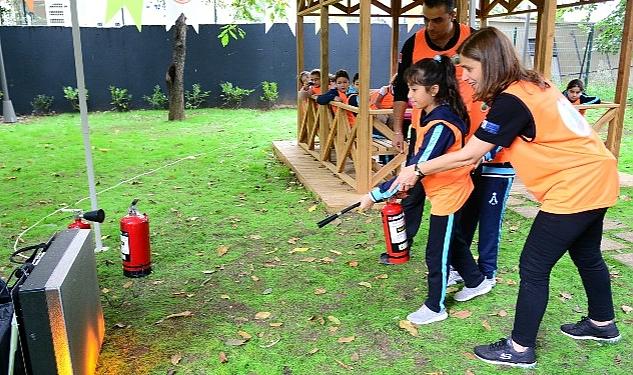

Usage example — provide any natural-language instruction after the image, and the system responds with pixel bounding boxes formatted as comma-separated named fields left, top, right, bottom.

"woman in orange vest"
left=563, top=78, right=601, bottom=116
left=360, top=55, right=492, bottom=325
left=392, top=27, right=620, bottom=369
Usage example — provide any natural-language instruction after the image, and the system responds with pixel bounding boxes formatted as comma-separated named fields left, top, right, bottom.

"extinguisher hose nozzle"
left=316, top=202, right=360, bottom=228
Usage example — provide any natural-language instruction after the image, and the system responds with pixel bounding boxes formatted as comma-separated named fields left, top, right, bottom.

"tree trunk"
left=166, top=13, right=187, bottom=121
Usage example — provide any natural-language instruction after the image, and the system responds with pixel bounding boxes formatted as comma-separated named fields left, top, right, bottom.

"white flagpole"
left=69, top=0, right=103, bottom=252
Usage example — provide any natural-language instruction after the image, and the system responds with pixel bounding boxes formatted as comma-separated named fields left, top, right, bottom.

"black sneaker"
left=560, top=316, right=621, bottom=343
left=474, top=338, right=536, bottom=369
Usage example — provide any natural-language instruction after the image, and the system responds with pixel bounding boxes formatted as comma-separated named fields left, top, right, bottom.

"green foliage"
left=143, top=85, right=168, bottom=109
left=220, top=82, right=254, bottom=108
left=594, top=0, right=627, bottom=54
left=109, top=85, right=132, bottom=112
left=62, top=86, right=88, bottom=111
left=30, top=94, right=54, bottom=115
left=218, top=24, right=246, bottom=47
left=259, top=81, right=279, bottom=108
left=185, top=83, right=211, bottom=109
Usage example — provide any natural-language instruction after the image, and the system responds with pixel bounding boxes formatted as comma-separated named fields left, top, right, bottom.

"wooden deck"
left=273, top=140, right=364, bottom=213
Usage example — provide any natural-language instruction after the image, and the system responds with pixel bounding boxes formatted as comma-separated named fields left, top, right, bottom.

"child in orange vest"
left=360, top=55, right=491, bottom=325
left=316, top=69, right=357, bottom=126
left=563, top=79, right=600, bottom=116
left=298, top=69, right=322, bottom=100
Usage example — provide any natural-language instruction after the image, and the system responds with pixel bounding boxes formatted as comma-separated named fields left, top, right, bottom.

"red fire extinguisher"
left=64, top=208, right=106, bottom=229
left=120, top=199, right=152, bottom=277
left=380, top=199, right=410, bottom=264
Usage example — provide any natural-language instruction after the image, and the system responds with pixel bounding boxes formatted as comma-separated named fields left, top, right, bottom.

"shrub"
left=185, top=83, right=211, bottom=109
left=31, top=94, right=54, bottom=115
left=220, top=82, right=254, bottom=108
left=259, top=81, right=279, bottom=109
left=143, top=85, right=168, bottom=109
left=63, top=86, right=88, bottom=111
left=109, top=86, right=132, bottom=112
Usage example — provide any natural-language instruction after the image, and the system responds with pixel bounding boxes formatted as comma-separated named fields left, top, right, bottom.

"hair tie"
left=433, top=55, right=442, bottom=62
left=451, top=54, right=460, bottom=64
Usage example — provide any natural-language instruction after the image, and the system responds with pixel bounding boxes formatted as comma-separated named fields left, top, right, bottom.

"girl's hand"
left=391, top=165, right=418, bottom=192
left=359, top=194, right=375, bottom=211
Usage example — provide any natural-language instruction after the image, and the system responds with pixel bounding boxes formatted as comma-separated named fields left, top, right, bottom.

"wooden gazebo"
left=286, top=0, right=632, bottom=198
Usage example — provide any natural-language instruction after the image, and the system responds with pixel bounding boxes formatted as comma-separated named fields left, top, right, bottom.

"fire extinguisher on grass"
left=380, top=199, right=410, bottom=265
left=120, top=199, right=152, bottom=277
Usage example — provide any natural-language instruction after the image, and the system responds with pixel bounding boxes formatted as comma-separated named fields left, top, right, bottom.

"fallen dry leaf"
left=308, top=348, right=319, bottom=355
left=497, top=309, right=508, bottom=317
left=101, top=288, right=110, bottom=294
left=255, top=311, right=272, bottom=320
left=289, top=247, right=310, bottom=254
left=238, top=331, right=252, bottom=340
left=217, top=245, right=229, bottom=257
left=348, top=260, right=359, bottom=267
left=398, top=320, right=419, bottom=336
left=329, top=326, right=340, bottom=333
left=350, top=352, right=360, bottom=362
left=559, top=291, right=573, bottom=301
left=358, top=281, right=372, bottom=288
left=259, top=338, right=280, bottom=348
left=170, top=353, right=182, bottom=365
left=287, top=237, right=299, bottom=244
left=308, top=204, right=318, bottom=212
left=155, top=311, right=193, bottom=324
left=219, top=352, right=228, bottom=363
left=320, top=257, right=335, bottom=263
left=334, top=358, right=353, bottom=370
left=506, top=279, right=517, bottom=286
left=308, top=315, right=326, bottom=325
left=225, top=338, right=247, bottom=346
left=269, top=322, right=283, bottom=327
left=251, top=275, right=260, bottom=282
left=300, top=257, right=317, bottom=262
left=314, top=288, right=327, bottom=295
left=374, top=274, right=389, bottom=279
left=463, top=352, right=477, bottom=360
left=482, top=320, right=491, bottom=331
left=450, top=310, right=472, bottom=319
left=329, top=250, right=342, bottom=255
left=262, top=288, right=273, bottom=295
left=202, top=270, right=217, bottom=275
left=337, top=336, right=355, bottom=343
left=327, top=315, right=341, bottom=325
left=123, top=281, right=133, bottom=289
left=249, top=234, right=262, bottom=240
left=622, top=305, right=633, bottom=314
left=112, top=322, right=127, bottom=329
left=465, top=369, right=475, bottom=375
left=220, top=294, right=230, bottom=300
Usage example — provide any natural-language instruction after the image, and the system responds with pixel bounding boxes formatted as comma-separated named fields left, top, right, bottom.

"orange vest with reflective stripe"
left=410, top=24, right=486, bottom=138
left=503, top=81, right=618, bottom=214
left=331, top=90, right=356, bottom=127
left=416, top=119, right=473, bottom=216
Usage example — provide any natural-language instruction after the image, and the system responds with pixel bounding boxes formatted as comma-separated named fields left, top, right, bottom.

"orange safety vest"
left=503, top=81, right=619, bottom=214
left=331, top=90, right=356, bottom=127
left=415, top=119, right=473, bottom=216
left=410, top=24, right=486, bottom=138
left=370, top=87, right=394, bottom=110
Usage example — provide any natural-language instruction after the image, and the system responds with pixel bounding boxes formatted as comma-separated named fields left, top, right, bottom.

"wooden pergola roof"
left=295, top=0, right=633, bottom=192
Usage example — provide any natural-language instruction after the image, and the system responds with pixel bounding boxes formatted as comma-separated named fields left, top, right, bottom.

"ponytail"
left=404, top=55, right=470, bottom=134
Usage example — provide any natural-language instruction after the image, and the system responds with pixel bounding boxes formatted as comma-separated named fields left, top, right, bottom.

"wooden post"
left=296, top=11, right=305, bottom=141
left=457, top=0, right=468, bottom=24
left=319, top=1, right=330, bottom=161
left=479, top=0, right=488, bottom=27
left=390, top=0, right=401, bottom=77
left=534, top=0, right=556, bottom=79
left=166, top=13, right=187, bottom=121
left=357, top=0, right=371, bottom=193
left=606, top=0, right=633, bottom=157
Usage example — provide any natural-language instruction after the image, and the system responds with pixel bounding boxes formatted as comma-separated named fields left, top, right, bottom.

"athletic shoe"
left=406, top=304, right=448, bottom=325
left=446, top=269, right=464, bottom=286
left=486, top=276, right=497, bottom=287
left=474, top=338, right=536, bottom=369
left=454, top=278, right=493, bottom=302
left=560, top=316, right=621, bottom=343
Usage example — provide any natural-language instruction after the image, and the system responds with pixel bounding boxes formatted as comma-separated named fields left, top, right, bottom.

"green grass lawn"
left=1, top=108, right=632, bottom=375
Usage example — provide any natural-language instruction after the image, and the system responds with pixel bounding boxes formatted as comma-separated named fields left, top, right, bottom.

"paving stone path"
left=507, top=172, right=633, bottom=269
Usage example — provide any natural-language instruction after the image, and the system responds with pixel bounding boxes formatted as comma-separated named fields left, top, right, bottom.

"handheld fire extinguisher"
left=63, top=208, right=106, bottom=229
left=380, top=199, right=410, bottom=264
left=120, top=199, right=152, bottom=277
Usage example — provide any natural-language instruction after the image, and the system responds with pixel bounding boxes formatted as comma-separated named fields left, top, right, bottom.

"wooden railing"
left=575, top=102, right=620, bottom=134
left=297, top=96, right=407, bottom=193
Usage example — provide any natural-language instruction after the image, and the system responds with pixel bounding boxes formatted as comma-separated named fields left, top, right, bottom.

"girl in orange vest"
left=563, top=78, right=601, bottom=116
left=392, top=27, right=620, bottom=369
left=360, top=55, right=492, bottom=325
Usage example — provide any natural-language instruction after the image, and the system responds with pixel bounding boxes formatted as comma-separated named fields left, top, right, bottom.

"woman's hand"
left=392, top=164, right=418, bottom=192
left=359, top=194, right=375, bottom=211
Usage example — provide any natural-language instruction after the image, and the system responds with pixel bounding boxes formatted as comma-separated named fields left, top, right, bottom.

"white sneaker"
left=486, top=276, right=497, bottom=287
left=454, top=278, right=493, bottom=302
left=407, top=304, right=448, bottom=325
left=447, top=269, right=464, bottom=286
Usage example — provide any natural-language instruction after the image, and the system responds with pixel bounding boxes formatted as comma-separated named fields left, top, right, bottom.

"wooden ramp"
left=273, top=140, right=363, bottom=213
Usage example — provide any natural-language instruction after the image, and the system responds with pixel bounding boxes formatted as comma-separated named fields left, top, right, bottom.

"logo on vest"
left=489, top=192, right=498, bottom=205
left=557, top=96, right=592, bottom=137
left=481, top=120, right=500, bottom=135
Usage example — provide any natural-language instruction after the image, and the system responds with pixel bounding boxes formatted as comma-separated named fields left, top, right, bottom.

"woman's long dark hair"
left=404, top=55, right=469, bottom=132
